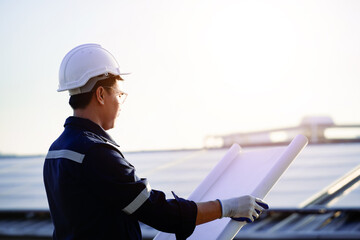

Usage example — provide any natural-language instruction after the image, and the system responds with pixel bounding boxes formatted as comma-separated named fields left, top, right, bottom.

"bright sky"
left=0, top=0, right=359, bottom=155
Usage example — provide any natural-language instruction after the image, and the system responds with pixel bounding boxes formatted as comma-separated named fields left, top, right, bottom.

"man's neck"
left=73, top=109, right=103, bottom=129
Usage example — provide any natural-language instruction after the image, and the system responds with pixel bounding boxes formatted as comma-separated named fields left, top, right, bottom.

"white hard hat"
left=58, top=43, right=128, bottom=95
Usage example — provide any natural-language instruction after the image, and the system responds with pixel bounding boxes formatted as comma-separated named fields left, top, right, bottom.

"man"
left=43, top=44, right=268, bottom=240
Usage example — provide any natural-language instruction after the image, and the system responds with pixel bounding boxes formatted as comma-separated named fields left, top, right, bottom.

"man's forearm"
left=195, top=200, right=222, bottom=225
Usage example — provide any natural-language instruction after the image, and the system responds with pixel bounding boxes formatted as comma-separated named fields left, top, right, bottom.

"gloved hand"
left=218, top=195, right=269, bottom=223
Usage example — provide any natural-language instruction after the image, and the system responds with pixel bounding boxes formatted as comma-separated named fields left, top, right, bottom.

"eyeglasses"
left=104, top=86, right=128, bottom=104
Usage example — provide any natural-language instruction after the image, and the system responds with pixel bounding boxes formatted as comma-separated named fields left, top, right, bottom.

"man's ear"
left=95, top=87, right=105, bottom=105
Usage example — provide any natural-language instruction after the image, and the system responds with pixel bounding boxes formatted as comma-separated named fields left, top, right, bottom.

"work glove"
left=218, top=195, right=269, bottom=223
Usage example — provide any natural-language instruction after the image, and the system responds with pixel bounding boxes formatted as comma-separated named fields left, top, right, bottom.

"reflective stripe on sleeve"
left=46, top=150, right=85, bottom=164
left=122, top=181, right=151, bottom=215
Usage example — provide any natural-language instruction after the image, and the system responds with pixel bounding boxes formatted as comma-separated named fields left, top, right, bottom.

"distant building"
left=205, top=116, right=360, bottom=148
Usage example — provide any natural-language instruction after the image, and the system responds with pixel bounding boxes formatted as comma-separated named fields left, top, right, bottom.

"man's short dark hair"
left=69, top=76, right=118, bottom=110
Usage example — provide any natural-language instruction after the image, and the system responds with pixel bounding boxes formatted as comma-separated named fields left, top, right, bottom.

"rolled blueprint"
left=154, top=135, right=308, bottom=240
left=216, top=134, right=308, bottom=240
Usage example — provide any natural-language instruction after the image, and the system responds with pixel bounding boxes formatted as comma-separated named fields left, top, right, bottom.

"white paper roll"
left=216, top=135, right=308, bottom=240
left=155, top=135, right=308, bottom=240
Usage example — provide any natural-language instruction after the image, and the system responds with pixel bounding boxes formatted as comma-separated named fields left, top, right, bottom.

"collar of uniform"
left=64, top=117, right=120, bottom=147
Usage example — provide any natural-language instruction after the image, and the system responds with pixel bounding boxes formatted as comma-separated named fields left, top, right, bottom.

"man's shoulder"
left=50, top=128, right=116, bottom=152
left=47, top=128, right=124, bottom=162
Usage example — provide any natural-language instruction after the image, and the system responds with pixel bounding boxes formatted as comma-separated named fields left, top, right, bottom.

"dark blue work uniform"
left=43, top=117, right=197, bottom=239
